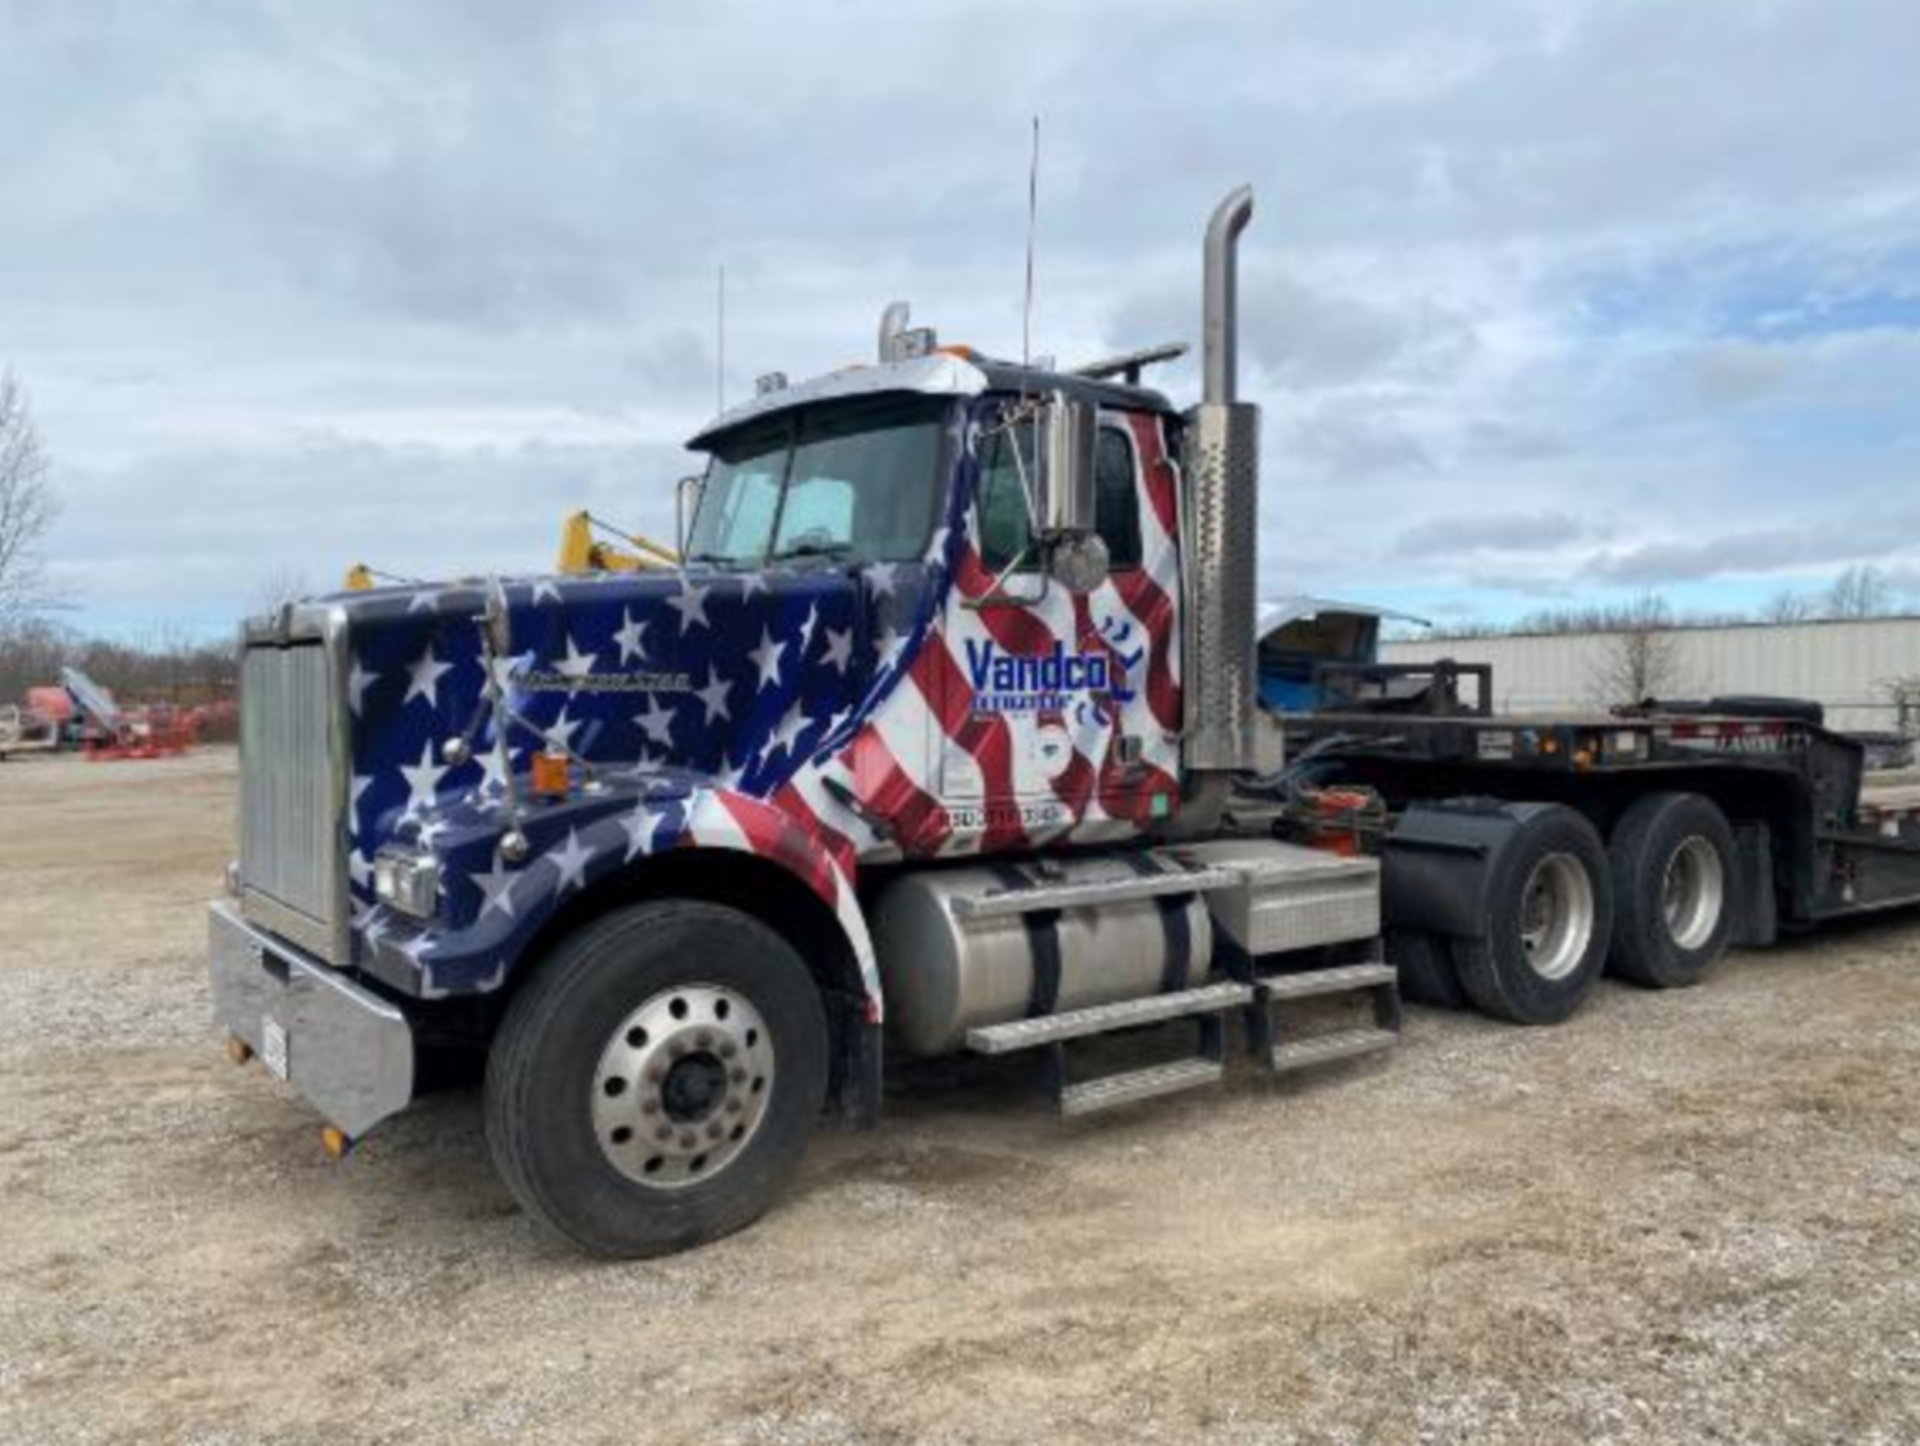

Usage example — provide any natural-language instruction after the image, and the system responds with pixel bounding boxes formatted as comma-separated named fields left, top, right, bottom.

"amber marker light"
left=531, top=749, right=571, bottom=797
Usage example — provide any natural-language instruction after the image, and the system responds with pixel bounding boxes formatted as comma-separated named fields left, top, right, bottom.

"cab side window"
left=974, top=415, right=1142, bottom=574
left=976, top=426, right=1037, bottom=573
left=1095, top=426, right=1142, bottom=571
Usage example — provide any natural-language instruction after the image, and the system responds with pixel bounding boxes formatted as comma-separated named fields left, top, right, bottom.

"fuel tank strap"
left=988, top=863, right=1064, bottom=1018
left=1116, top=853, right=1195, bottom=994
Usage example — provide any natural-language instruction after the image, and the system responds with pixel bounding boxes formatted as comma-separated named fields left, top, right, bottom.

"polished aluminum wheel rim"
left=1662, top=836, right=1725, bottom=952
left=591, top=984, right=775, bottom=1189
left=1520, top=852, right=1596, bottom=981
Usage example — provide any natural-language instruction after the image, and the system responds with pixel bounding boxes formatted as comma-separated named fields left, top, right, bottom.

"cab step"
left=967, top=982, right=1250, bottom=1119
left=1246, top=956, right=1403, bottom=1075
left=1260, top=961, right=1397, bottom=1001
left=965, top=982, right=1253, bottom=1054
left=1060, top=1057, right=1223, bottom=1117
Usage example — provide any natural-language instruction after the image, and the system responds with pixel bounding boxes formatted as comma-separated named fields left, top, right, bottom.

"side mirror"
left=1034, top=392, right=1106, bottom=592
left=1047, top=532, right=1110, bottom=593
left=675, top=474, right=704, bottom=559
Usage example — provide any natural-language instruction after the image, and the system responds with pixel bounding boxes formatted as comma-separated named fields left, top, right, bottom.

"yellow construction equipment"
left=556, top=510, right=679, bottom=574
left=342, top=513, right=678, bottom=593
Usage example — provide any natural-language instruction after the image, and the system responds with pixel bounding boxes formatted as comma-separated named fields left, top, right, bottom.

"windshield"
left=687, top=397, right=950, bottom=567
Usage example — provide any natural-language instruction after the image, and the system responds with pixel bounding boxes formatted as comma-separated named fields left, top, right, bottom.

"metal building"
left=1383, top=616, right=1920, bottom=735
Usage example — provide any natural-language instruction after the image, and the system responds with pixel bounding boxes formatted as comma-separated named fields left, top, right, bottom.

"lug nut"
left=719, top=1042, right=737, bottom=1060
left=678, top=1132, right=696, bottom=1150
left=706, top=1122, right=724, bottom=1140
left=730, top=1067, right=747, bottom=1084
left=656, top=1125, right=673, bottom=1142
left=641, top=1098, right=659, bottom=1116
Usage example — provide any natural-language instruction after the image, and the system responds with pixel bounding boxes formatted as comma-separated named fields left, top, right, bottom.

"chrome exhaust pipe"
left=1203, top=185, right=1253, bottom=406
left=1175, top=185, right=1261, bottom=808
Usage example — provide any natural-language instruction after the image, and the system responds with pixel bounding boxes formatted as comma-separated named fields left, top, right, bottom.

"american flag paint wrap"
left=338, top=397, right=1188, bottom=1011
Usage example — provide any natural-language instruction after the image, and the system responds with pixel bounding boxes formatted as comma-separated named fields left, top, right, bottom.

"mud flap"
left=1730, top=821, right=1778, bottom=949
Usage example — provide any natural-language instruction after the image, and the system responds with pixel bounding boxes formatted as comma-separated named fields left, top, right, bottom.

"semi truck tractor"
left=211, top=188, right=1920, bottom=1257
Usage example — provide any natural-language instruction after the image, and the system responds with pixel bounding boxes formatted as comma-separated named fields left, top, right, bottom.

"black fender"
left=1380, top=799, right=1562, bottom=941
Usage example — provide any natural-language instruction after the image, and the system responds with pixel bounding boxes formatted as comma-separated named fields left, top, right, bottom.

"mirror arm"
left=476, top=580, right=529, bottom=843
left=961, top=543, right=1051, bottom=611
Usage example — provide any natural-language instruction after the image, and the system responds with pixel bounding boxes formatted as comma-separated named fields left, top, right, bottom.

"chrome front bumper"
left=208, top=900, right=415, bottom=1137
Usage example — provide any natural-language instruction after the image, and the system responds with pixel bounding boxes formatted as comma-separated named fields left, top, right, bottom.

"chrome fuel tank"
left=869, top=857, right=1215, bottom=1057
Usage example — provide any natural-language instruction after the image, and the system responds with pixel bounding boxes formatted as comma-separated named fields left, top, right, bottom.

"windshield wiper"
left=771, top=539, right=858, bottom=563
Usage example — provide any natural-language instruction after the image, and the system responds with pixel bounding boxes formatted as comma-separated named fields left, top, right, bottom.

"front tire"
left=1449, top=805, right=1613, bottom=1026
left=1605, top=792, right=1736, bottom=989
left=485, top=901, right=828, bottom=1258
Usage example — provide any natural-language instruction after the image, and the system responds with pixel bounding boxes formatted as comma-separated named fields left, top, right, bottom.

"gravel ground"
left=2, top=749, right=1918, bottom=1445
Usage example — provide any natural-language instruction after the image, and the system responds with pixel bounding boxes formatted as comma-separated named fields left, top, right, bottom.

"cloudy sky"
left=4, top=0, right=1918, bottom=637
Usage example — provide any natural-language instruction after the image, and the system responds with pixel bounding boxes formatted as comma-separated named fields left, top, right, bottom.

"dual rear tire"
left=1404, top=793, right=1738, bottom=1025
left=1604, top=792, right=1737, bottom=989
left=1449, top=804, right=1614, bottom=1025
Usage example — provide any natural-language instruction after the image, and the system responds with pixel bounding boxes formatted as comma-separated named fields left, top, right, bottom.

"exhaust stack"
left=1181, top=186, right=1261, bottom=780
left=1203, top=185, right=1253, bottom=406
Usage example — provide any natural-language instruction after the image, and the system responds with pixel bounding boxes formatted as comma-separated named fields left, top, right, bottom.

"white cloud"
left=1, top=0, right=1917, bottom=632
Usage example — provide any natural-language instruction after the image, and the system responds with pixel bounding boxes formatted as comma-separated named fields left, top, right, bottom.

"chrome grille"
left=240, top=641, right=343, bottom=961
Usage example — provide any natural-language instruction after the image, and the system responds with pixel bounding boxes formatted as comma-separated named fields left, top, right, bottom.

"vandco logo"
left=965, top=623, right=1142, bottom=714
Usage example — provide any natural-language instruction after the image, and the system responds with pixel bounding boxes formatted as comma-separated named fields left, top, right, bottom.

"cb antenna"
left=1022, top=115, right=1040, bottom=368
left=715, top=262, right=726, bottom=416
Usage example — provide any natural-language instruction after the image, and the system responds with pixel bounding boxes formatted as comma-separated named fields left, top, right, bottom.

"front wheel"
left=485, top=901, right=828, bottom=1258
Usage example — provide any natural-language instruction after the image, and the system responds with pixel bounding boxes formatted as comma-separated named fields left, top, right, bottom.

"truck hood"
left=330, top=563, right=926, bottom=849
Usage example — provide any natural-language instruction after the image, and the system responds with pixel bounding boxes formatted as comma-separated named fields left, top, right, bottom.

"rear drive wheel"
left=1386, top=929, right=1466, bottom=1009
left=485, top=901, right=828, bottom=1258
left=1449, top=805, right=1613, bottom=1025
left=1606, top=792, right=1736, bottom=989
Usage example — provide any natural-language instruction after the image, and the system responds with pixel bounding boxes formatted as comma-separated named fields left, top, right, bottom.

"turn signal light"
left=531, top=749, right=571, bottom=797
left=225, top=1035, right=254, bottom=1067
left=320, top=1127, right=354, bottom=1161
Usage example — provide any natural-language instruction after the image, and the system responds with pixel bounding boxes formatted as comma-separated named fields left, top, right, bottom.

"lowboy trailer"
left=1268, top=697, right=1920, bottom=1021
left=210, top=187, right=1920, bottom=1257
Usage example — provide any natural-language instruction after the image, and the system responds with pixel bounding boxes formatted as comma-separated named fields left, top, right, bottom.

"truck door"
left=932, top=402, right=1185, bottom=854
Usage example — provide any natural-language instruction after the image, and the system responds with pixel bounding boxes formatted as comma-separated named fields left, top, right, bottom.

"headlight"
left=373, top=849, right=441, bottom=920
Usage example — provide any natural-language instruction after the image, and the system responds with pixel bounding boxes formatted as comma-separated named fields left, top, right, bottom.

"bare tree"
left=1825, top=564, right=1894, bottom=619
left=1761, top=588, right=1818, bottom=624
left=251, top=566, right=314, bottom=616
left=1589, top=592, right=1684, bottom=707
left=0, top=372, right=59, bottom=626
